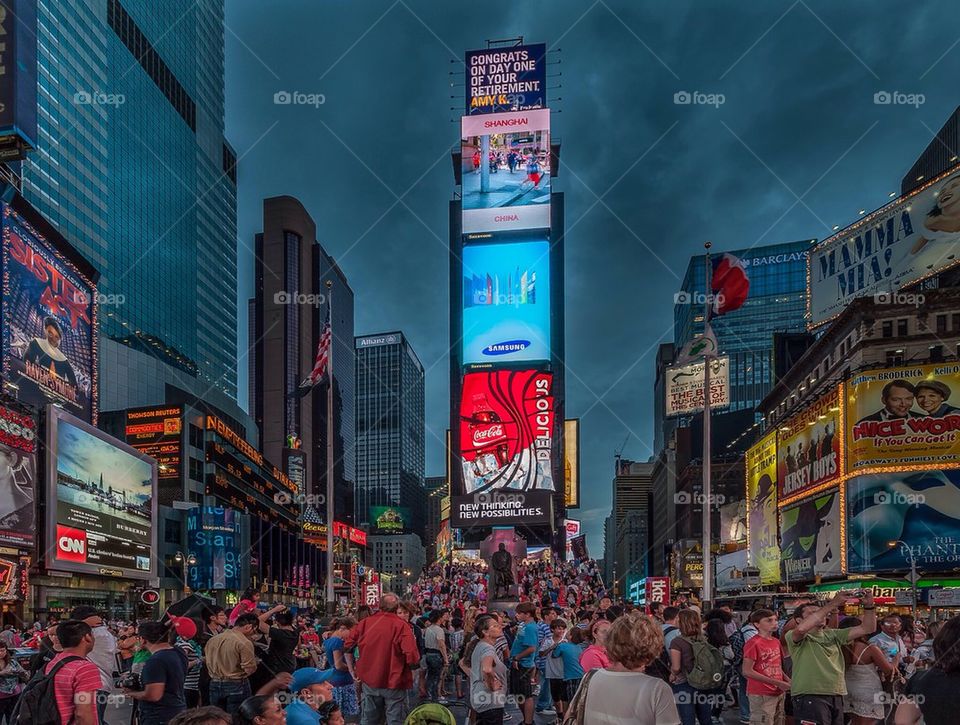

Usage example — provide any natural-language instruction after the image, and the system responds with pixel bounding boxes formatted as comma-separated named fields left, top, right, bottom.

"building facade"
left=674, top=240, right=812, bottom=414
left=423, top=475, right=446, bottom=563
left=22, top=0, right=240, bottom=409
left=369, top=534, right=426, bottom=595
left=354, top=333, right=426, bottom=537
left=610, top=458, right=654, bottom=596
left=250, top=196, right=356, bottom=524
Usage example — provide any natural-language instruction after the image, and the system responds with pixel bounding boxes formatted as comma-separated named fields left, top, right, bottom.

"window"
left=953, top=313, right=960, bottom=331
left=897, top=319, right=908, bottom=336
left=189, top=457, right=204, bottom=483
left=886, top=350, right=904, bottom=366
left=164, top=520, right=182, bottom=544
left=189, top=424, right=204, bottom=450
left=937, top=314, right=948, bottom=334
left=881, top=321, right=893, bottom=338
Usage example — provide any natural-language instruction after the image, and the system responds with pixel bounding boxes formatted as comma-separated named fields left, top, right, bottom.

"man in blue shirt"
left=535, top=607, right=558, bottom=715
left=510, top=603, right=539, bottom=725
left=284, top=667, right=337, bottom=725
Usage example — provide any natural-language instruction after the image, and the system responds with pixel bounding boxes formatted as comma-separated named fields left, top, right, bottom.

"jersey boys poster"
left=2, top=204, right=95, bottom=421
left=459, top=369, right=554, bottom=493
left=777, top=389, right=840, bottom=501
left=846, top=363, right=960, bottom=472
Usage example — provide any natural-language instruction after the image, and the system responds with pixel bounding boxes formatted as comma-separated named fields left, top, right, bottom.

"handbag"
left=562, top=668, right=599, bottom=725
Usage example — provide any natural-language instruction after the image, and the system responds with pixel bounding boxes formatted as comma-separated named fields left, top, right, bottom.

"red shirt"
left=343, top=612, right=419, bottom=690
left=45, top=652, right=102, bottom=723
left=743, top=635, right=785, bottom=696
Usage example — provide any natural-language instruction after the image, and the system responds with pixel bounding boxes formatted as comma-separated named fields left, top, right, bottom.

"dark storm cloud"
left=225, top=0, right=960, bottom=554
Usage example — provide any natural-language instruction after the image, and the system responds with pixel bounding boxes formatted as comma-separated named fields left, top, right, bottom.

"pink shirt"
left=45, top=652, right=102, bottom=724
left=580, top=644, right=610, bottom=670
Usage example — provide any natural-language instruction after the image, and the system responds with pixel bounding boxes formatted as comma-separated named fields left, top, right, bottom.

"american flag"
left=291, top=308, right=332, bottom=398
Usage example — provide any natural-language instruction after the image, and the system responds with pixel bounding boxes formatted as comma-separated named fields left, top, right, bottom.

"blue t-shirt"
left=322, top=635, right=353, bottom=686
left=510, top=622, right=539, bottom=668
left=285, top=699, right=321, bottom=725
left=552, top=642, right=585, bottom=680
left=139, top=647, right=188, bottom=724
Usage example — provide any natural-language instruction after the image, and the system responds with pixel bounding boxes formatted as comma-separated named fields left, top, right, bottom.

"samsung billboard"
left=462, top=238, right=551, bottom=365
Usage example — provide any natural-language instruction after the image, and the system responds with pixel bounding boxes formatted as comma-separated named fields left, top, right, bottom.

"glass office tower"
left=21, top=0, right=239, bottom=408
left=674, top=240, right=812, bottom=412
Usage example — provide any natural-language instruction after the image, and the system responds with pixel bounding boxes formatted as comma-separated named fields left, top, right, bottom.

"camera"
left=116, top=671, right=143, bottom=691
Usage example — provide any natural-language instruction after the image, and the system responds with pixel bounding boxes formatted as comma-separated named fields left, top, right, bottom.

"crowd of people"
left=0, top=560, right=952, bottom=724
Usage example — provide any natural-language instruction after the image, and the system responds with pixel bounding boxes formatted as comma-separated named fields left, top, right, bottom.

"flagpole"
left=325, top=280, right=335, bottom=611
left=702, top=241, right=713, bottom=611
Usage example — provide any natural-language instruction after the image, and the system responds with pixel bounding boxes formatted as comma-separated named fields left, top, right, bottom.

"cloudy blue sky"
left=224, top=0, right=960, bottom=553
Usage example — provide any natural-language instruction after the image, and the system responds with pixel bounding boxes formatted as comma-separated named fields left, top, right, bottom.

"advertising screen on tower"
left=809, top=168, right=960, bottom=326
left=46, top=406, right=157, bottom=580
left=777, top=390, right=841, bottom=502
left=846, top=363, right=960, bottom=472
left=186, top=506, right=242, bottom=591
left=2, top=204, right=96, bottom=421
left=370, top=505, right=410, bottom=534
left=846, top=469, right=960, bottom=573
left=0, top=403, right=36, bottom=548
left=779, top=489, right=842, bottom=582
left=462, top=239, right=551, bottom=365
left=124, top=406, right=182, bottom=480
left=459, top=369, right=554, bottom=493
left=746, top=431, right=780, bottom=585
left=564, top=419, right=580, bottom=509
left=465, top=44, right=547, bottom=115
left=461, top=109, right=551, bottom=234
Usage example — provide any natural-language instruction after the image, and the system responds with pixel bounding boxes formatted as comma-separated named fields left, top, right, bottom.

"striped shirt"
left=45, top=652, right=102, bottom=724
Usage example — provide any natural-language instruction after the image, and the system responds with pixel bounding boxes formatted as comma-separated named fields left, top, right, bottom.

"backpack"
left=13, top=655, right=83, bottom=725
left=404, top=702, right=457, bottom=725
left=681, top=635, right=725, bottom=691
left=730, top=624, right=757, bottom=672
left=645, top=626, right=677, bottom=682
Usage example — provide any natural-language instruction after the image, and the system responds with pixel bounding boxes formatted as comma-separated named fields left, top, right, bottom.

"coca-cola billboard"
left=459, top=369, right=554, bottom=493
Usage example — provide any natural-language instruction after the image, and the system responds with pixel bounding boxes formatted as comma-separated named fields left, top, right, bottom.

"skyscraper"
left=21, top=0, right=240, bottom=412
left=355, top=332, right=425, bottom=538
left=250, top=196, right=355, bottom=523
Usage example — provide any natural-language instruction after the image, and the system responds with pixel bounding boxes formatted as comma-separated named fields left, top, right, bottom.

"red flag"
left=711, top=253, right=749, bottom=315
left=290, top=309, right=332, bottom=398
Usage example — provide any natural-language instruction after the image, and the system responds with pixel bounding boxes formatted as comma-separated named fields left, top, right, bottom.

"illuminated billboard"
left=665, top=356, right=730, bottom=417
left=462, top=239, right=551, bottom=365
left=459, top=369, right=554, bottom=493
left=465, top=44, right=546, bottom=115
left=186, top=506, right=243, bottom=591
left=847, top=469, right=960, bottom=574
left=779, top=489, right=841, bottom=582
left=124, top=406, right=182, bottom=480
left=564, top=419, right=580, bottom=509
left=746, top=431, right=780, bottom=585
left=46, top=406, right=157, bottom=580
left=461, top=109, right=551, bottom=234
left=846, top=363, right=960, bottom=472
left=810, top=168, right=960, bottom=326
left=370, top=505, right=410, bottom=534
left=2, top=203, right=96, bottom=421
left=0, top=403, right=36, bottom=548
left=777, top=389, right=840, bottom=502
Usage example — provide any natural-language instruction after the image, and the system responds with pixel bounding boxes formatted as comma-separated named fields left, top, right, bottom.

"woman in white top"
left=840, top=618, right=896, bottom=725
left=574, top=613, right=680, bottom=724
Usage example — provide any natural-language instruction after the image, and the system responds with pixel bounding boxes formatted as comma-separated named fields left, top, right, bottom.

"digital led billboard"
left=3, top=204, right=96, bottom=421
left=186, top=506, right=242, bottom=591
left=124, top=406, right=182, bottom=480
left=459, top=369, right=554, bottom=493
left=465, top=44, right=546, bottom=115
left=461, top=109, right=551, bottom=234
left=462, top=239, right=551, bottom=365
left=846, top=363, right=960, bottom=472
left=0, top=403, right=36, bottom=548
left=371, top=505, right=410, bottom=533
left=564, top=419, right=580, bottom=509
left=47, top=406, right=157, bottom=580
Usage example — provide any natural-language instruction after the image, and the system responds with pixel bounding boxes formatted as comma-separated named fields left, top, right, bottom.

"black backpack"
left=13, top=655, right=83, bottom=725
left=646, top=625, right=677, bottom=682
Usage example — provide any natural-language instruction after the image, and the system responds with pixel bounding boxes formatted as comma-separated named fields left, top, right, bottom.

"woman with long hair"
left=323, top=617, right=359, bottom=719
left=895, top=615, right=960, bottom=725
left=567, top=614, right=679, bottom=724
left=839, top=617, right=894, bottom=725
left=0, top=640, right=27, bottom=723
left=704, top=618, right=732, bottom=722
left=670, top=609, right=713, bottom=725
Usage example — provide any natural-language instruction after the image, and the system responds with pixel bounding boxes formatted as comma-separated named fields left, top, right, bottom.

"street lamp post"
left=888, top=540, right=918, bottom=618
left=174, top=551, right=198, bottom=594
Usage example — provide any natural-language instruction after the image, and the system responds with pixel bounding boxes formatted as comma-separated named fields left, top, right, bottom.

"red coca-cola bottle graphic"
left=467, top=393, right=510, bottom=467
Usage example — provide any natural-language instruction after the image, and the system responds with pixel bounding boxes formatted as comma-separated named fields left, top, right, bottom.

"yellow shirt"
left=204, top=629, right=256, bottom=680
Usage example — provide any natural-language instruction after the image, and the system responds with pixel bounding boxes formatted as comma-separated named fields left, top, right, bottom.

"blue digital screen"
left=462, top=239, right=551, bottom=365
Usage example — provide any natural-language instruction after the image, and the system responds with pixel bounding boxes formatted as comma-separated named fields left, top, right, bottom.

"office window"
left=189, top=457, right=204, bottom=483
left=886, top=350, right=904, bottom=366
left=897, top=319, right=908, bottom=336
left=881, top=321, right=893, bottom=338
left=189, top=424, right=204, bottom=450
left=937, top=314, right=948, bottom=334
